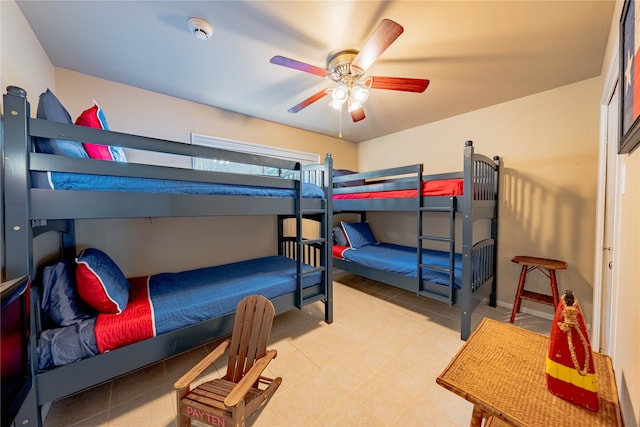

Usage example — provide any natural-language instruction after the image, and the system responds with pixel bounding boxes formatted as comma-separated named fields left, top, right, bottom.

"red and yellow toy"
left=546, top=290, right=599, bottom=411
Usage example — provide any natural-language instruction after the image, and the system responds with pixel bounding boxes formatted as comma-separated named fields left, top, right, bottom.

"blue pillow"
left=36, top=89, right=89, bottom=158
left=75, top=248, right=129, bottom=314
left=41, top=261, right=94, bottom=327
left=341, top=222, right=378, bottom=249
left=333, top=226, right=348, bottom=246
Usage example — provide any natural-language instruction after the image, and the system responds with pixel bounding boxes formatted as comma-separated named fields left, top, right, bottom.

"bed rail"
left=333, top=164, right=423, bottom=194
left=2, top=86, right=331, bottom=224
left=470, top=238, right=496, bottom=292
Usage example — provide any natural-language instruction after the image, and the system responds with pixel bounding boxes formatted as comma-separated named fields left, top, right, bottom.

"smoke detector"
left=187, top=17, right=213, bottom=40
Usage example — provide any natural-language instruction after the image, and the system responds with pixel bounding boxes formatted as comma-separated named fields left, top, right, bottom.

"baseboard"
left=495, top=300, right=555, bottom=321
left=494, top=300, right=591, bottom=332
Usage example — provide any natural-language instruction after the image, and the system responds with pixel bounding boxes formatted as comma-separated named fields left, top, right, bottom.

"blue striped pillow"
left=75, top=248, right=129, bottom=314
left=36, top=89, right=89, bottom=158
left=341, top=222, right=378, bottom=249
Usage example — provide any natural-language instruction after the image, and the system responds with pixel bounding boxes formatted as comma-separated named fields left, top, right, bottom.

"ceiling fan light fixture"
left=329, top=84, right=348, bottom=111
left=347, top=100, right=362, bottom=112
left=351, top=84, right=369, bottom=104
left=330, top=79, right=370, bottom=113
left=329, top=99, right=343, bottom=111
left=331, top=85, right=348, bottom=103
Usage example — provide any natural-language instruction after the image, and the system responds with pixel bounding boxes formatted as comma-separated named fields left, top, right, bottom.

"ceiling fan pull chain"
left=338, top=110, right=343, bottom=139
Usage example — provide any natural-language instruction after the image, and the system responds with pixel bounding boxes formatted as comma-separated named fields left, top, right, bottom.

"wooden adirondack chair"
left=174, top=295, right=282, bottom=427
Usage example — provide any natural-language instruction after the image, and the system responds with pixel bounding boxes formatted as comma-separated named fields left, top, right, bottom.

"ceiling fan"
left=270, top=19, right=429, bottom=124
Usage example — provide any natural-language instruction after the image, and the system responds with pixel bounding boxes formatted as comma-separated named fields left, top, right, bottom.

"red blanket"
left=333, top=178, right=463, bottom=200
left=94, top=276, right=154, bottom=353
left=332, top=245, right=351, bottom=259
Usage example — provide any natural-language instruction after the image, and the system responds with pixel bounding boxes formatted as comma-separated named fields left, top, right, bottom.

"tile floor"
left=42, top=272, right=552, bottom=427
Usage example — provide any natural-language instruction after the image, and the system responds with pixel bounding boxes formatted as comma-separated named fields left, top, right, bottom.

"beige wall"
left=0, top=0, right=54, bottom=113
left=358, top=78, right=601, bottom=320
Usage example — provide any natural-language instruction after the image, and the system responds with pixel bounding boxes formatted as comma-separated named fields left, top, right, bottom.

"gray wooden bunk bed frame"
left=1, top=86, right=334, bottom=426
left=332, top=141, right=499, bottom=340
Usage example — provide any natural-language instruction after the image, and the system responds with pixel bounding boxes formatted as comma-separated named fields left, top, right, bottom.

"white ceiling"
left=16, top=1, right=615, bottom=143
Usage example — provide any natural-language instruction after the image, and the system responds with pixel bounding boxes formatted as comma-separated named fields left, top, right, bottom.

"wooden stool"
left=510, top=255, right=567, bottom=323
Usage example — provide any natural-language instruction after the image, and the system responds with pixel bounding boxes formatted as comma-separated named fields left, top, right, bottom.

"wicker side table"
left=436, top=318, right=623, bottom=427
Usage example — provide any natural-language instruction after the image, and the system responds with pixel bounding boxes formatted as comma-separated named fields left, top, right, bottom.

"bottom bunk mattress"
left=333, top=243, right=462, bottom=288
left=38, top=255, right=321, bottom=369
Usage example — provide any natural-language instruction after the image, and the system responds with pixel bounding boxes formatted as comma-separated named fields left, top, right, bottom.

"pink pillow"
left=75, top=102, right=127, bottom=162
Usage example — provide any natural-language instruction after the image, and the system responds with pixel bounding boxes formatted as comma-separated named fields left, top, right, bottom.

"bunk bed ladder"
left=278, top=155, right=333, bottom=324
left=297, top=207, right=328, bottom=308
left=417, top=197, right=457, bottom=305
left=297, top=166, right=331, bottom=311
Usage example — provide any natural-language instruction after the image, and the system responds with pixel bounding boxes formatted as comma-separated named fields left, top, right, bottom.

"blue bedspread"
left=94, top=255, right=322, bottom=352
left=341, top=243, right=462, bottom=288
left=32, top=171, right=325, bottom=198
left=150, top=256, right=320, bottom=334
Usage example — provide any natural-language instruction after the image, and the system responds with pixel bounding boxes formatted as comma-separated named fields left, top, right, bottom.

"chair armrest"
left=174, top=339, right=230, bottom=390
left=224, top=349, right=277, bottom=407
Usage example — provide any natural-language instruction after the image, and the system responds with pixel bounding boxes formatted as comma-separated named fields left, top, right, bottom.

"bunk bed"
left=1, top=86, right=334, bottom=426
left=332, top=141, right=499, bottom=340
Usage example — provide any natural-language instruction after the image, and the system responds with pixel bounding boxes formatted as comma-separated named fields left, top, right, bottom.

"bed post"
left=2, top=86, right=44, bottom=427
left=490, top=155, right=501, bottom=307
left=416, top=163, right=423, bottom=295
left=294, top=161, right=304, bottom=310
left=2, top=86, right=34, bottom=280
left=460, top=140, right=475, bottom=340
left=324, top=153, right=333, bottom=324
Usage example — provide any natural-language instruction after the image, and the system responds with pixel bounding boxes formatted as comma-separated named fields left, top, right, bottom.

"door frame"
left=593, top=44, right=621, bottom=355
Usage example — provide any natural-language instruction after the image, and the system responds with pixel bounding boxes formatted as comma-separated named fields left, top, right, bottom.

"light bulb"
left=332, top=85, right=348, bottom=103
left=329, top=99, right=343, bottom=111
left=351, top=85, right=369, bottom=104
left=348, top=100, right=362, bottom=112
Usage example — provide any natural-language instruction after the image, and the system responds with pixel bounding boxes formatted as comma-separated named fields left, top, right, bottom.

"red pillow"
left=75, top=102, right=126, bottom=162
left=76, top=248, right=129, bottom=314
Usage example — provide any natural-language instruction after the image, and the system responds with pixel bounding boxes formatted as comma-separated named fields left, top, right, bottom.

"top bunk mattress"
left=31, top=171, right=325, bottom=198
left=333, top=178, right=463, bottom=200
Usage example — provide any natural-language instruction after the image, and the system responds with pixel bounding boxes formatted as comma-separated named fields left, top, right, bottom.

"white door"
left=600, top=82, right=619, bottom=353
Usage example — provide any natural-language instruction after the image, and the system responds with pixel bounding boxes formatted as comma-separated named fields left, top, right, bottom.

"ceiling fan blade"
left=350, top=107, right=366, bottom=123
left=270, top=55, right=329, bottom=78
left=351, top=19, right=404, bottom=75
left=368, top=76, right=430, bottom=93
left=288, top=90, right=329, bottom=113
